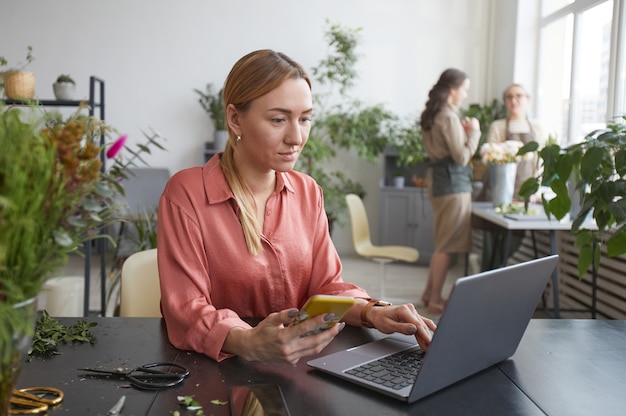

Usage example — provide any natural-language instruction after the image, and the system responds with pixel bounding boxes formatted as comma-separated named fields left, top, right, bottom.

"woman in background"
left=478, top=84, right=548, bottom=270
left=487, top=83, right=548, bottom=196
left=420, top=68, right=480, bottom=314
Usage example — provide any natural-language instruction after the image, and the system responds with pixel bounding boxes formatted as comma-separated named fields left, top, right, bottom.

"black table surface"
left=15, top=318, right=626, bottom=415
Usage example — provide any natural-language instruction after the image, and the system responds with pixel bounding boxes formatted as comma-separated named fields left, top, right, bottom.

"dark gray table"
left=15, top=318, right=626, bottom=415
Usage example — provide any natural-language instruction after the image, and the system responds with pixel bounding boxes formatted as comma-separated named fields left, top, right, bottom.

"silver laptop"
left=308, top=255, right=558, bottom=403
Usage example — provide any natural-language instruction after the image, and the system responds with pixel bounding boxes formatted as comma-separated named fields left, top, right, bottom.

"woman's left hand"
left=367, top=303, right=437, bottom=351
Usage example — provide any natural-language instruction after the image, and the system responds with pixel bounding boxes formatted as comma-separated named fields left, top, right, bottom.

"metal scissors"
left=78, top=361, right=189, bottom=390
left=9, top=386, right=64, bottom=415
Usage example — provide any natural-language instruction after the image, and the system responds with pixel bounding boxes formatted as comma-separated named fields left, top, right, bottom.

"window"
left=537, top=0, right=617, bottom=145
left=542, top=0, right=574, bottom=16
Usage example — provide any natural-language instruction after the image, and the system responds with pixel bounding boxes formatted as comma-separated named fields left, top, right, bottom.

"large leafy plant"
left=518, top=117, right=626, bottom=277
left=298, top=21, right=404, bottom=228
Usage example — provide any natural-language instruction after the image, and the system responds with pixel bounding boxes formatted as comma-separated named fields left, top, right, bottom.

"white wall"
left=1, top=0, right=520, bottom=253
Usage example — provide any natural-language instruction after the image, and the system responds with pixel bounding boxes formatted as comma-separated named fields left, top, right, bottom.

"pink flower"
left=106, top=135, right=127, bottom=159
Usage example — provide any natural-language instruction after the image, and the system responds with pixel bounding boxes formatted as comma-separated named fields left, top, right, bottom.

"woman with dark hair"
left=157, top=50, right=436, bottom=363
left=420, top=68, right=480, bottom=314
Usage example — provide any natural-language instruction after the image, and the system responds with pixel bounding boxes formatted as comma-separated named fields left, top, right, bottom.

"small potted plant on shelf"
left=0, top=46, right=35, bottom=99
left=393, top=172, right=405, bottom=188
left=194, top=83, right=227, bottom=150
left=53, top=74, right=76, bottom=100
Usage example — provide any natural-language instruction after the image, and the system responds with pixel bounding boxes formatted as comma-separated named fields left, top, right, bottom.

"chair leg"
left=374, top=258, right=393, bottom=299
left=379, top=261, right=386, bottom=299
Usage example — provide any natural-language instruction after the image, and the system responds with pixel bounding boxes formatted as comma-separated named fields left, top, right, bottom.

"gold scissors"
left=9, top=387, right=64, bottom=415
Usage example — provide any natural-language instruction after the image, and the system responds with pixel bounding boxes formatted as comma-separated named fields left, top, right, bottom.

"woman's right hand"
left=223, top=308, right=344, bottom=364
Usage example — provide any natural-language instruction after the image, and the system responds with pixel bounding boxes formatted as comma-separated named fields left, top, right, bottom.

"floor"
left=41, top=251, right=470, bottom=321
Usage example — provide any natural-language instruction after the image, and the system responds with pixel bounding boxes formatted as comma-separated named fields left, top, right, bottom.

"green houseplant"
left=194, top=83, right=227, bottom=150
left=53, top=73, right=76, bottom=100
left=298, top=21, right=404, bottom=230
left=55, top=74, right=75, bottom=84
left=518, top=117, right=626, bottom=277
left=391, top=121, right=427, bottom=168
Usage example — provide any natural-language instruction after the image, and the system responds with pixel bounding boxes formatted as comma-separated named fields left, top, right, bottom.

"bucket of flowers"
left=479, top=140, right=525, bottom=208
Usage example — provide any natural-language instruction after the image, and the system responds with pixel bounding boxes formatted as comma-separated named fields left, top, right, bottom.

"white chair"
left=119, top=248, right=162, bottom=317
left=345, top=194, right=419, bottom=299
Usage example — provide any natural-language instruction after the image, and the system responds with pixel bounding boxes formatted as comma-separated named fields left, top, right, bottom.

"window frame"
left=536, top=0, right=623, bottom=145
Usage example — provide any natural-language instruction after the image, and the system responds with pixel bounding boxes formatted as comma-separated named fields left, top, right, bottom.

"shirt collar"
left=203, top=153, right=295, bottom=205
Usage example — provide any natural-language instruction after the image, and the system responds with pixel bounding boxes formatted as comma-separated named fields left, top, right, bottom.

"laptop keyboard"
left=345, top=348, right=425, bottom=390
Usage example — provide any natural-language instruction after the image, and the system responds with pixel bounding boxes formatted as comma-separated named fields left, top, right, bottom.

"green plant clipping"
left=28, top=311, right=97, bottom=356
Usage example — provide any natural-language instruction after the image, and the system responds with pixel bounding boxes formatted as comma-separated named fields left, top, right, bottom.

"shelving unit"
left=4, top=76, right=106, bottom=316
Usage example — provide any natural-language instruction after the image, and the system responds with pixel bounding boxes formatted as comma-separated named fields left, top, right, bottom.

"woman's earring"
left=236, top=135, right=241, bottom=143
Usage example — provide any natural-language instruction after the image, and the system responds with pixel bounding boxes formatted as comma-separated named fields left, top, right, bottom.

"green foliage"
left=299, top=20, right=410, bottom=226
left=0, top=107, right=68, bottom=302
left=55, top=74, right=75, bottom=84
left=311, top=21, right=361, bottom=94
left=28, top=311, right=97, bottom=356
left=0, top=104, right=166, bottom=304
left=194, top=83, right=226, bottom=130
left=176, top=395, right=204, bottom=414
left=462, top=99, right=507, bottom=156
left=323, top=102, right=398, bottom=162
left=519, top=117, right=626, bottom=277
left=392, top=122, right=427, bottom=167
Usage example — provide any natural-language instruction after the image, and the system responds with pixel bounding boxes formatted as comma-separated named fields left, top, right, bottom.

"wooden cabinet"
left=379, top=187, right=434, bottom=265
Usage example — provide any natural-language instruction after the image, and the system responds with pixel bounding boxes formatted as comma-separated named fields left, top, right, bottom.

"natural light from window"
left=538, top=0, right=615, bottom=145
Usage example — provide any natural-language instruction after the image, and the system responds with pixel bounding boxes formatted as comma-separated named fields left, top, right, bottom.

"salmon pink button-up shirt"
left=157, top=154, right=369, bottom=361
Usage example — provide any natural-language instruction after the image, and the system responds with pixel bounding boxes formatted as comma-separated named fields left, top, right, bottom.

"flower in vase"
left=479, top=140, right=527, bottom=165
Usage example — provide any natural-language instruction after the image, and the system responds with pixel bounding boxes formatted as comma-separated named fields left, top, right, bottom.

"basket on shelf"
left=3, top=71, right=35, bottom=99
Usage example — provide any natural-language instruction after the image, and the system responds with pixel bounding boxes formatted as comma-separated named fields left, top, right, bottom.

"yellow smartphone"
left=291, top=295, right=355, bottom=336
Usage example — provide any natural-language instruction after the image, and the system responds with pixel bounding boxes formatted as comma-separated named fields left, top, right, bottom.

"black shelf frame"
left=3, top=76, right=107, bottom=317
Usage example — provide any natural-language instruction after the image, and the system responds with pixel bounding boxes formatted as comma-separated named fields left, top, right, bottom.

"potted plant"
left=53, top=74, right=76, bottom=100
left=518, top=117, right=626, bottom=277
left=393, top=172, right=405, bottom=188
left=0, top=46, right=35, bottom=99
left=194, top=83, right=227, bottom=150
left=298, top=21, right=402, bottom=231
left=392, top=122, right=427, bottom=168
